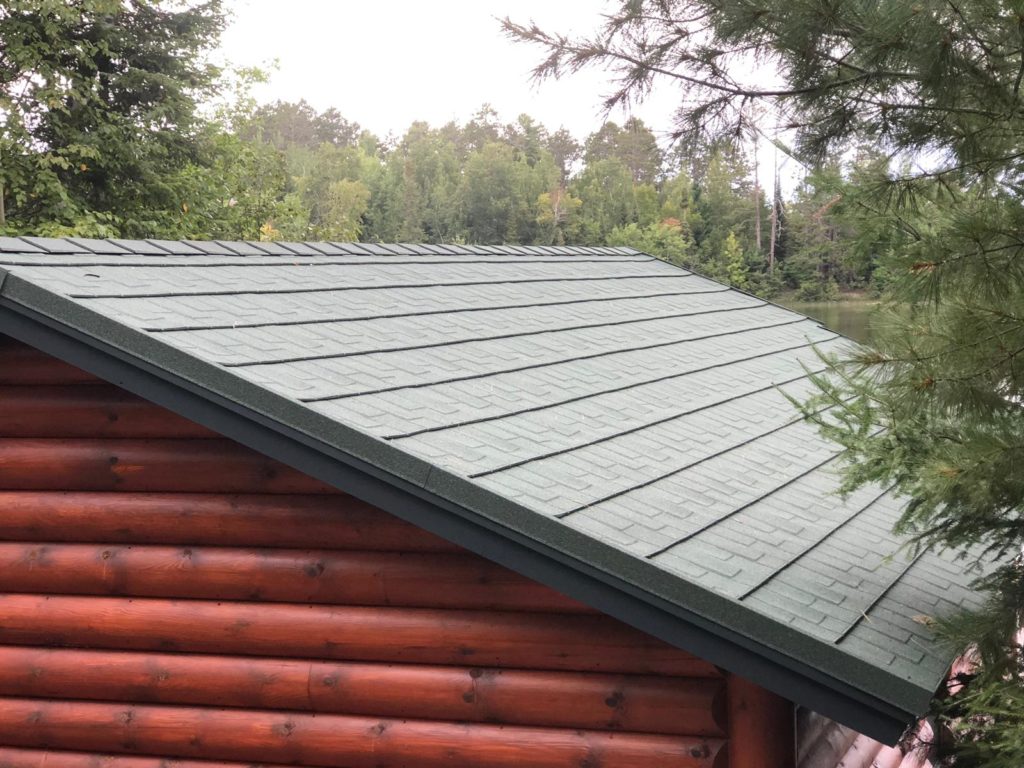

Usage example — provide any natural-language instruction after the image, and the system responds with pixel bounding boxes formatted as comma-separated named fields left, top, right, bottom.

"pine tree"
left=506, top=2, right=1024, bottom=763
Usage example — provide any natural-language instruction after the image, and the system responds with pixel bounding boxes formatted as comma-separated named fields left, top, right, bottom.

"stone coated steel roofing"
left=0, top=237, right=982, bottom=743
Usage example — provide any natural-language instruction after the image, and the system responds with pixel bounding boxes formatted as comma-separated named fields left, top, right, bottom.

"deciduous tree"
left=0, top=0, right=224, bottom=235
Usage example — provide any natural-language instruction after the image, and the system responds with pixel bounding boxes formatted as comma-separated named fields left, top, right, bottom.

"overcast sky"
left=218, top=0, right=683, bottom=143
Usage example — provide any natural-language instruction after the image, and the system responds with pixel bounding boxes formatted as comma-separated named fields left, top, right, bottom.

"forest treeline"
left=0, top=0, right=894, bottom=301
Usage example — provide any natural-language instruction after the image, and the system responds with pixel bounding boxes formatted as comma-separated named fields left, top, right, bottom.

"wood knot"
left=274, top=721, right=296, bottom=737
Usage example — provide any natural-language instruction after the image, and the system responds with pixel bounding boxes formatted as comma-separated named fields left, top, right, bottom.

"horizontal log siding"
left=0, top=647, right=724, bottom=736
left=0, top=337, right=728, bottom=767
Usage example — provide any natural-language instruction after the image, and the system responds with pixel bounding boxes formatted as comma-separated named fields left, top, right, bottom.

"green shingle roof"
left=0, top=237, right=983, bottom=742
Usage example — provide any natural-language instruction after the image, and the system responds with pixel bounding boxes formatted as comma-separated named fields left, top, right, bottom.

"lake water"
left=779, top=300, right=878, bottom=345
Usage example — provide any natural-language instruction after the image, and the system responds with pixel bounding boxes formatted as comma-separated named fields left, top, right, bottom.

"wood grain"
left=0, top=492, right=458, bottom=551
left=0, top=542, right=589, bottom=612
left=0, top=439, right=336, bottom=494
left=0, top=385, right=214, bottom=438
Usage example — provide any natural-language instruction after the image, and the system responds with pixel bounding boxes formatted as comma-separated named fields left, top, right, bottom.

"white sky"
left=218, top=0, right=683, bottom=143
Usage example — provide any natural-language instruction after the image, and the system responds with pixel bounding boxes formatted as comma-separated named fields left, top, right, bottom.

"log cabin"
left=0, top=237, right=982, bottom=768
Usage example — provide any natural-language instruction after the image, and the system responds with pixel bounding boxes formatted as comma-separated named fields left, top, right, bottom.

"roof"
left=0, top=236, right=981, bottom=742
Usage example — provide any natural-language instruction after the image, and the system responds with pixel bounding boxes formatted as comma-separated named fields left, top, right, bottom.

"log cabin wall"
left=0, top=334, right=788, bottom=768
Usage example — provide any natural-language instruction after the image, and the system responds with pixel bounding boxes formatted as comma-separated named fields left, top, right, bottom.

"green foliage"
left=171, top=130, right=295, bottom=241
left=795, top=277, right=840, bottom=302
left=780, top=153, right=902, bottom=299
left=722, top=232, right=749, bottom=290
left=692, top=149, right=757, bottom=251
left=944, top=676, right=1024, bottom=766
left=536, top=187, right=582, bottom=246
left=293, top=142, right=377, bottom=240
left=934, top=564, right=1024, bottom=766
left=458, top=140, right=559, bottom=244
left=242, top=99, right=361, bottom=150
left=583, top=118, right=662, bottom=184
left=569, top=157, right=638, bottom=242
left=316, top=179, right=369, bottom=242
left=781, top=164, right=850, bottom=292
left=462, top=142, right=521, bottom=243
left=546, top=128, right=581, bottom=181
left=0, top=0, right=224, bottom=236
left=607, top=221, right=693, bottom=266
left=364, top=121, right=462, bottom=242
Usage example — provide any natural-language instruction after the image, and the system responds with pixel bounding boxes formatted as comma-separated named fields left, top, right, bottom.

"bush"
left=796, top=277, right=841, bottom=302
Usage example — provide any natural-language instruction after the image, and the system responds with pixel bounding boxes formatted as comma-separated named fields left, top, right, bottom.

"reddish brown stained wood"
left=0, top=594, right=717, bottom=676
left=725, top=674, right=795, bottom=768
left=0, top=698, right=725, bottom=768
left=0, top=337, right=735, bottom=766
left=0, top=385, right=215, bottom=438
left=0, top=439, right=337, bottom=494
left=0, top=340, right=99, bottom=385
left=0, top=542, right=590, bottom=613
left=0, top=646, right=726, bottom=736
left=0, top=747, right=288, bottom=768
left=0, top=492, right=459, bottom=551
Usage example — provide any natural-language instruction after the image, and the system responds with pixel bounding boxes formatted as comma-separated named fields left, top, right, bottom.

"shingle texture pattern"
left=0, top=237, right=982, bottom=726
